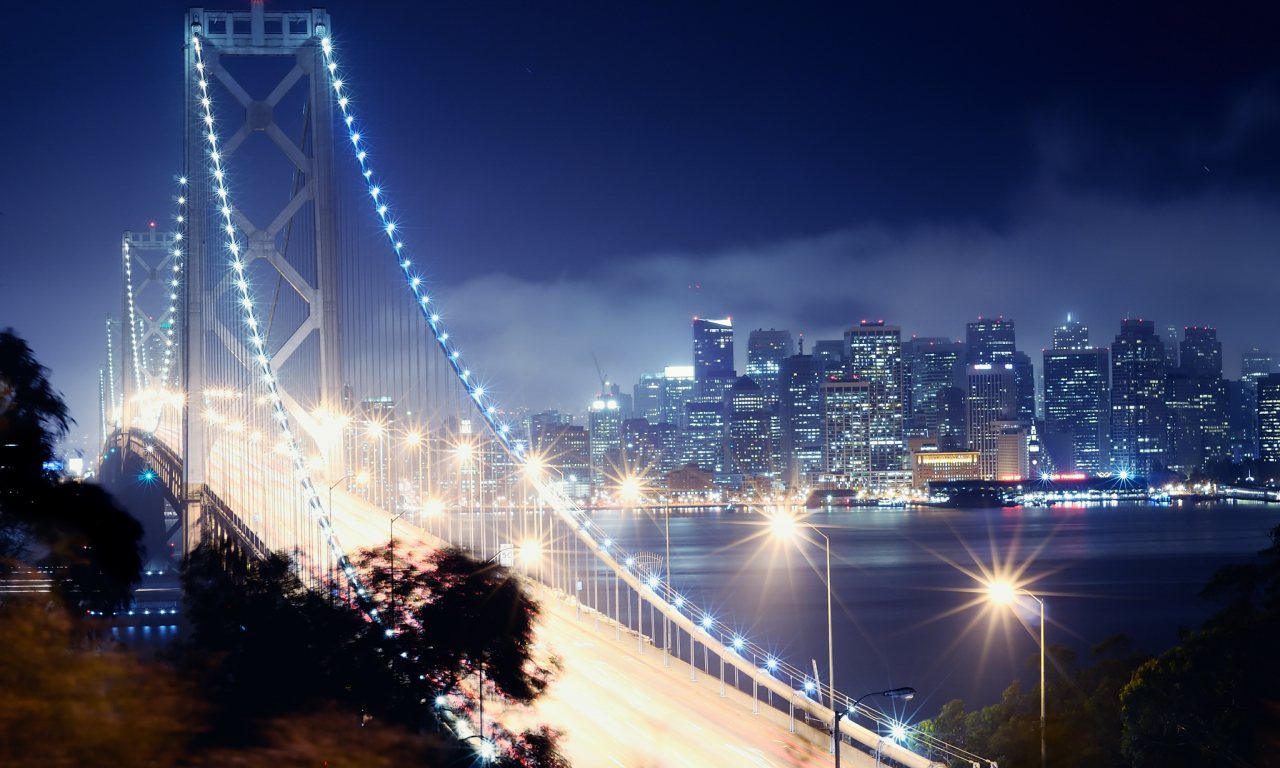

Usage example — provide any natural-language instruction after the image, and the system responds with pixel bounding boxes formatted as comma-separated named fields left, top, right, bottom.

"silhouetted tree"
left=1121, top=524, right=1280, bottom=767
left=0, top=329, right=142, bottom=611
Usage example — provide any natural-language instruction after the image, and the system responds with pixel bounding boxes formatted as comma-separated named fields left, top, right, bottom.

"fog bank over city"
left=441, top=188, right=1280, bottom=413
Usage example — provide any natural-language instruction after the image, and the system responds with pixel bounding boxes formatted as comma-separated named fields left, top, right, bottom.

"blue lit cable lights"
left=189, top=25, right=378, bottom=619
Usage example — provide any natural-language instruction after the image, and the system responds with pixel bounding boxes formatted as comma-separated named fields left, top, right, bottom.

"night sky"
left=6, top=1, right=1280, bottom=441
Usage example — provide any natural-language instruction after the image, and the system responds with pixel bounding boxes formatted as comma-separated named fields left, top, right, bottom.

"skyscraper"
left=745, top=329, right=793, bottom=406
left=822, top=379, right=871, bottom=485
left=660, top=366, right=696, bottom=426
left=1053, top=316, right=1088, bottom=350
left=779, top=353, right=833, bottom=486
left=633, top=373, right=663, bottom=423
left=1110, top=319, right=1168, bottom=477
left=811, top=339, right=846, bottom=368
left=1242, top=348, right=1272, bottom=382
left=966, top=317, right=1016, bottom=365
left=693, top=317, right=734, bottom=381
left=1163, top=324, right=1180, bottom=371
left=1167, top=327, right=1229, bottom=475
left=845, top=321, right=908, bottom=487
left=1043, top=338, right=1109, bottom=474
left=682, top=402, right=726, bottom=472
left=902, top=338, right=963, bottom=435
left=967, top=317, right=1033, bottom=420
left=966, top=363, right=1017, bottom=479
left=1257, top=375, right=1280, bottom=464
left=724, top=375, right=772, bottom=475
left=360, top=396, right=396, bottom=510
left=1180, top=327, right=1223, bottom=379
left=588, top=392, right=624, bottom=482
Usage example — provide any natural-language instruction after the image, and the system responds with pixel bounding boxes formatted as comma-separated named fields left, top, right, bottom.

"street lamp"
left=390, top=508, right=411, bottom=632
left=833, top=687, right=917, bottom=768
left=771, top=513, right=834, bottom=753
left=989, top=581, right=1046, bottom=768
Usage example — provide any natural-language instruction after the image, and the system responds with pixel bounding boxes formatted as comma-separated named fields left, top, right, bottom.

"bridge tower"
left=183, top=4, right=341, bottom=554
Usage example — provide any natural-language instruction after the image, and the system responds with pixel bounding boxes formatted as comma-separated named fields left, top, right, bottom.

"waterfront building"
left=693, top=317, right=734, bottom=381
left=995, top=422, right=1029, bottom=480
left=1043, top=343, right=1109, bottom=473
left=1257, top=374, right=1280, bottom=464
left=746, top=329, right=793, bottom=406
left=724, top=375, right=772, bottom=475
left=910, top=446, right=981, bottom=489
left=1109, top=319, right=1169, bottom=477
left=966, top=363, right=1018, bottom=480
left=845, top=321, right=908, bottom=487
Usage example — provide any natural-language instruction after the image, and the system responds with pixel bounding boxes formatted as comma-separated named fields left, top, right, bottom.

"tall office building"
left=1228, top=380, right=1260, bottom=462
left=633, top=373, right=663, bottom=424
left=588, top=392, right=625, bottom=482
left=724, top=376, right=772, bottom=475
left=1053, top=316, right=1088, bottom=350
left=622, top=419, right=680, bottom=476
left=660, top=366, right=696, bottom=426
left=966, top=364, right=1018, bottom=479
left=966, top=317, right=1016, bottom=365
left=1043, top=343, right=1110, bottom=474
left=745, top=329, right=793, bottom=406
left=1180, top=327, right=1223, bottom=379
left=812, top=339, right=846, bottom=368
left=1257, top=375, right=1280, bottom=464
left=360, top=396, right=396, bottom=510
left=1243, top=348, right=1272, bottom=382
left=1110, top=319, right=1168, bottom=477
left=1163, top=324, right=1180, bottom=371
left=1167, top=327, right=1229, bottom=475
left=779, top=353, right=833, bottom=486
left=968, top=317, right=1033, bottom=420
left=693, top=318, right=734, bottom=381
left=902, top=338, right=964, bottom=435
left=532, top=423, right=590, bottom=479
left=845, top=321, right=908, bottom=487
left=822, top=379, right=871, bottom=485
left=682, top=402, right=726, bottom=472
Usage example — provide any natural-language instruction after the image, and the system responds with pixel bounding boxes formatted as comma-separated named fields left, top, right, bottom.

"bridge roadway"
left=327, top=489, right=889, bottom=768
left=108, top=431, right=938, bottom=766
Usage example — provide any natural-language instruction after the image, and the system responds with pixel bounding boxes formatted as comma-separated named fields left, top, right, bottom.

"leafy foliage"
left=1120, top=524, right=1280, bottom=767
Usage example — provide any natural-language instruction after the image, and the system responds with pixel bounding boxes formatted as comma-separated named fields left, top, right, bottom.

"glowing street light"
left=834, top=687, right=917, bottom=768
left=987, top=581, right=1047, bottom=768
left=771, top=512, right=835, bottom=751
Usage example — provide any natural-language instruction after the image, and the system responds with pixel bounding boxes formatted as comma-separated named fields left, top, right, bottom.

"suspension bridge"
left=97, top=6, right=990, bottom=767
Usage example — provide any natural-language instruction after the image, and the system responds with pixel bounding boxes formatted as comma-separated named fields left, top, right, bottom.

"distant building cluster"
left=527, top=314, right=1278, bottom=499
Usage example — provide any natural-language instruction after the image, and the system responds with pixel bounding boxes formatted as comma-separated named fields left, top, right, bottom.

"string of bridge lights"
left=190, top=23, right=379, bottom=621
left=122, top=239, right=146, bottom=397
left=315, top=32, right=929, bottom=744
left=156, top=177, right=188, bottom=395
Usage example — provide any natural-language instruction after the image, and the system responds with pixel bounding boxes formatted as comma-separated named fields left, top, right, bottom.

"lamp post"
left=989, top=582, right=1046, bottom=768
left=389, top=508, right=411, bottom=632
left=834, top=687, right=917, bottom=768
left=771, top=514, right=834, bottom=753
